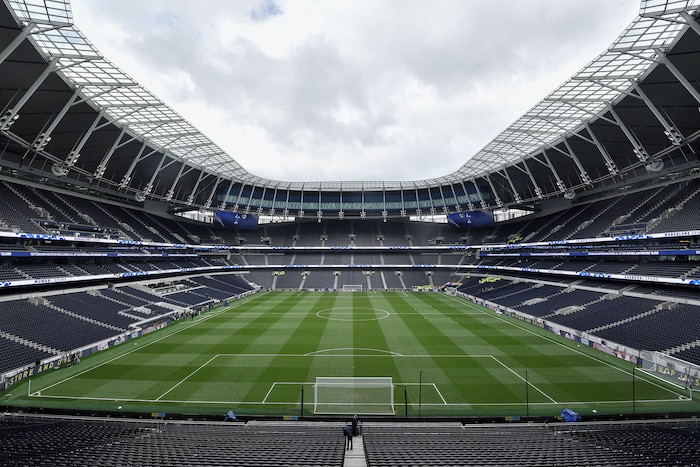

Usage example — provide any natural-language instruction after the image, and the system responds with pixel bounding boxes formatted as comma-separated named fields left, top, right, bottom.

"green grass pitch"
left=6, top=291, right=698, bottom=418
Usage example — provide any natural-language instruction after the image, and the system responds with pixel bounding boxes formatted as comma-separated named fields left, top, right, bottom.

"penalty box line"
left=158, top=353, right=535, bottom=405
left=157, top=353, right=282, bottom=401
left=402, top=382, right=448, bottom=405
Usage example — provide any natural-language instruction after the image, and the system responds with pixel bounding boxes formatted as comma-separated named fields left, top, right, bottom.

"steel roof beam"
left=446, top=182, right=459, bottom=212
left=31, top=86, right=81, bottom=153
left=482, top=174, right=502, bottom=207
left=1, top=59, right=57, bottom=129
left=457, top=180, right=474, bottom=211
left=119, top=142, right=158, bottom=189
left=140, top=153, right=169, bottom=197
left=437, top=185, right=449, bottom=213
left=574, top=78, right=641, bottom=99
left=519, top=158, right=545, bottom=199
left=654, top=48, right=700, bottom=105
left=0, top=22, right=37, bottom=66
left=679, top=11, right=700, bottom=37
left=92, top=126, right=127, bottom=179
left=164, top=161, right=188, bottom=201
left=529, top=150, right=568, bottom=194
left=185, top=170, right=207, bottom=205
left=606, top=103, right=649, bottom=163
left=467, top=178, right=486, bottom=209
left=496, top=167, right=521, bottom=204
left=629, top=78, right=684, bottom=145
left=582, top=122, right=619, bottom=176
left=218, top=178, right=236, bottom=209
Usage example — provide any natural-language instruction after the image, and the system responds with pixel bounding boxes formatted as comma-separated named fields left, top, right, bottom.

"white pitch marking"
left=29, top=294, right=263, bottom=396
left=490, top=355, right=558, bottom=404
left=156, top=355, right=219, bottom=401
left=444, top=294, right=684, bottom=399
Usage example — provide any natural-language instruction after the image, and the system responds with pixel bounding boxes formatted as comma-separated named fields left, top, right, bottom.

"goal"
left=341, top=284, right=363, bottom=292
left=314, top=377, right=394, bottom=415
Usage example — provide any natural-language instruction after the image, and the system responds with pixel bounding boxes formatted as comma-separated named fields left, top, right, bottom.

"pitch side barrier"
left=459, top=291, right=700, bottom=392
left=0, top=289, right=259, bottom=392
left=1, top=326, right=151, bottom=392
left=639, top=350, right=700, bottom=391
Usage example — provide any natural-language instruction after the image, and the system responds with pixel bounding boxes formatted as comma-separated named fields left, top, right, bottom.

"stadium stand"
left=47, top=292, right=141, bottom=328
left=0, top=299, right=121, bottom=352
left=363, top=420, right=700, bottom=466
left=0, top=416, right=345, bottom=466
left=0, top=415, right=697, bottom=466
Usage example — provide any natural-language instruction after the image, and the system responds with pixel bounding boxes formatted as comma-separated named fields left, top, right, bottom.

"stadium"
left=1, top=0, right=700, bottom=465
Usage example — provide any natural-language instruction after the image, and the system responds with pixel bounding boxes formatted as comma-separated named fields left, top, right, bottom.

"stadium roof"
left=1, top=0, right=700, bottom=219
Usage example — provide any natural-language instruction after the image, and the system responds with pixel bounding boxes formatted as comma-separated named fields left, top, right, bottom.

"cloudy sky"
left=69, top=0, right=640, bottom=183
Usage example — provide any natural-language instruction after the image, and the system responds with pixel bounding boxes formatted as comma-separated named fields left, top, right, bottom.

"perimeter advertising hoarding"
left=213, top=211, right=259, bottom=230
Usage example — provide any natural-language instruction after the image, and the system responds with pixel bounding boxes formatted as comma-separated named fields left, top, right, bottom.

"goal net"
left=314, top=377, right=394, bottom=415
left=341, top=284, right=363, bottom=292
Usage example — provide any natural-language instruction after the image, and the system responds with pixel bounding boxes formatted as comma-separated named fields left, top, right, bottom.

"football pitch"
left=6, top=291, right=698, bottom=418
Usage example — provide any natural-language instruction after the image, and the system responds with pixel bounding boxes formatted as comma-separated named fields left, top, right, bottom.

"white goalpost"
left=314, top=376, right=394, bottom=415
left=341, top=284, right=363, bottom=292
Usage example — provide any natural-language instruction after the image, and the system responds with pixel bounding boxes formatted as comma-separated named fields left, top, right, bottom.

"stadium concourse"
left=1, top=0, right=700, bottom=465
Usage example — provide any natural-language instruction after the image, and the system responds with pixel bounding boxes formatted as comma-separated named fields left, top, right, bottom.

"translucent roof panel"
left=60, top=60, right=135, bottom=87
left=609, top=16, right=686, bottom=51
left=115, top=106, right=181, bottom=123
left=33, top=27, right=97, bottom=58
left=145, top=123, right=194, bottom=138
left=640, top=0, right=700, bottom=17
left=409, top=7, right=697, bottom=187
left=5, top=0, right=698, bottom=193
left=90, top=87, right=162, bottom=107
left=6, top=0, right=72, bottom=26
left=549, top=79, right=627, bottom=101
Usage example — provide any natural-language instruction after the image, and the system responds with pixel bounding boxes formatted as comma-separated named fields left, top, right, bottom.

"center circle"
left=316, top=307, right=390, bottom=321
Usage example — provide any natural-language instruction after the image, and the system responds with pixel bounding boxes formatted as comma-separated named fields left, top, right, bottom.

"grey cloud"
left=70, top=0, right=640, bottom=181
